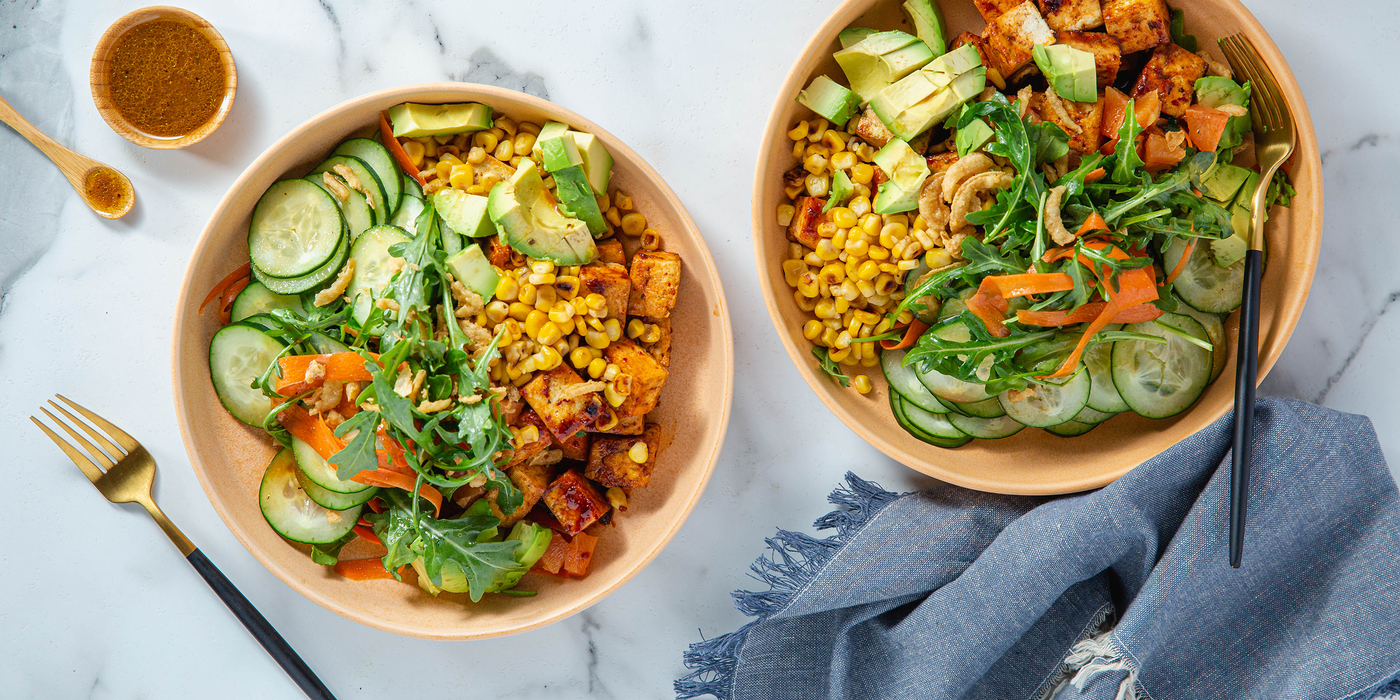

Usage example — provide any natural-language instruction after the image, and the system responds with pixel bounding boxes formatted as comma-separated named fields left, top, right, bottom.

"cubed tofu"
left=542, top=469, right=610, bottom=536
left=505, top=409, right=553, bottom=468
left=1037, top=0, right=1103, bottom=31
left=984, top=1, right=1057, bottom=77
left=485, top=235, right=513, bottom=268
left=596, top=238, right=626, bottom=266
left=585, top=424, right=662, bottom=490
left=497, top=459, right=554, bottom=525
left=852, top=107, right=893, bottom=149
left=603, top=338, right=669, bottom=417
left=975, top=0, right=1026, bottom=22
left=787, top=196, right=824, bottom=250
left=522, top=366, right=607, bottom=442
left=641, top=316, right=671, bottom=368
left=609, top=414, right=645, bottom=436
left=1101, top=0, right=1170, bottom=54
left=1055, top=30, right=1121, bottom=87
left=627, top=250, right=682, bottom=319
left=1034, top=91, right=1105, bottom=153
left=553, top=428, right=591, bottom=461
left=926, top=151, right=960, bottom=174
left=579, top=262, right=631, bottom=320
left=1131, top=42, right=1207, bottom=118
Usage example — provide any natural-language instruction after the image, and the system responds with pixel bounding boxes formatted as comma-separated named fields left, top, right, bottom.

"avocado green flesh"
left=552, top=166, right=608, bottom=235
left=486, top=522, right=553, bottom=593
left=487, top=158, right=597, bottom=265
left=824, top=170, right=854, bottom=212
left=571, top=132, right=613, bottom=196
left=535, top=121, right=581, bottom=172
left=869, top=44, right=984, bottom=140
left=956, top=117, right=994, bottom=157
left=835, top=31, right=934, bottom=101
left=797, top=75, right=863, bottom=127
left=873, top=66, right=986, bottom=141
left=389, top=102, right=493, bottom=138
left=838, top=27, right=878, bottom=49
left=1195, top=77, right=1252, bottom=152
left=433, top=188, right=497, bottom=239
left=872, top=138, right=930, bottom=214
left=902, top=0, right=947, bottom=55
left=445, top=245, right=500, bottom=300
left=1199, top=163, right=1252, bottom=203
left=1033, top=44, right=1097, bottom=103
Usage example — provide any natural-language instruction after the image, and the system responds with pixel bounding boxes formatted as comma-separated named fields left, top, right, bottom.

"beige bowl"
left=172, top=84, right=733, bottom=639
left=754, top=0, right=1322, bottom=495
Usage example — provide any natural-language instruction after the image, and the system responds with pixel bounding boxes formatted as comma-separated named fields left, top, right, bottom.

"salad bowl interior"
left=754, top=0, right=1321, bottom=495
left=173, top=84, right=733, bottom=639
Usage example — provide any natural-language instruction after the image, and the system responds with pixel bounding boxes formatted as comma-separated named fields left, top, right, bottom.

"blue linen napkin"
left=677, top=398, right=1400, bottom=700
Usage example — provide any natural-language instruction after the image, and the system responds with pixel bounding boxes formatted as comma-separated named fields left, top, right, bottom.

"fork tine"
left=41, top=407, right=117, bottom=468
left=1234, top=36, right=1288, bottom=130
left=1220, top=37, right=1277, bottom=130
left=56, top=394, right=139, bottom=452
left=30, top=416, right=105, bottom=483
left=48, top=401, right=125, bottom=459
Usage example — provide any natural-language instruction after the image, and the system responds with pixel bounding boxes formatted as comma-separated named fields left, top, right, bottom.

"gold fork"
left=1217, top=35, right=1298, bottom=570
left=31, top=395, right=337, bottom=700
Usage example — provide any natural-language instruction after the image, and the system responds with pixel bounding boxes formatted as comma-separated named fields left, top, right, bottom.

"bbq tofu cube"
left=585, top=424, right=662, bottom=490
left=579, top=262, right=632, bottom=321
left=609, top=414, right=645, bottom=436
left=984, top=2, right=1057, bottom=78
left=553, top=429, right=591, bottom=461
left=505, top=409, right=553, bottom=468
left=1034, top=91, right=1105, bottom=153
left=1037, top=0, right=1103, bottom=31
left=485, top=235, right=513, bottom=267
left=1101, top=0, right=1170, bottom=54
left=852, top=107, right=894, bottom=149
left=1055, top=30, right=1122, bottom=87
left=596, top=238, right=626, bottom=266
left=787, top=196, right=825, bottom=250
left=543, top=469, right=610, bottom=535
left=627, top=251, right=682, bottom=319
left=641, top=316, right=672, bottom=368
left=1131, top=43, right=1207, bottom=118
left=603, top=338, right=669, bottom=417
left=975, top=0, right=1026, bottom=22
left=522, top=366, right=607, bottom=442
left=499, top=459, right=554, bottom=525
left=926, top=151, right=960, bottom=174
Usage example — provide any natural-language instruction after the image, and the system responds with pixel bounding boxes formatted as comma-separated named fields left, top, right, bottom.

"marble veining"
left=0, top=0, right=1397, bottom=697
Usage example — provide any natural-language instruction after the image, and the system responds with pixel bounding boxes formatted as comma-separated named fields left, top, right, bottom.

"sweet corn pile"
left=776, top=118, right=955, bottom=395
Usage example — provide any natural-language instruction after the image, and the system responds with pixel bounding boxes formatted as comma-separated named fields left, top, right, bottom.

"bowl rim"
left=750, top=0, right=1323, bottom=495
left=89, top=5, right=238, bottom=150
left=170, top=82, right=735, bottom=638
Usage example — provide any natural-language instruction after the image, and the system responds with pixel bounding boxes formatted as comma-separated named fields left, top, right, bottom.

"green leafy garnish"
left=812, top=347, right=851, bottom=388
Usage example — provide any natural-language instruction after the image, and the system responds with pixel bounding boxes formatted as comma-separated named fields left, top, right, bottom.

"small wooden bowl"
left=753, top=0, right=1323, bottom=495
left=90, top=6, right=237, bottom=149
left=172, top=84, right=734, bottom=639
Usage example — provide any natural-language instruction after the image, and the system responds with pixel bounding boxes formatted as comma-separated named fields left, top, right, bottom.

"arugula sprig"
left=812, top=347, right=851, bottom=388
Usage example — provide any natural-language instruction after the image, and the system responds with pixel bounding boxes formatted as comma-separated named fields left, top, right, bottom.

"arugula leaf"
left=957, top=93, right=1042, bottom=240
left=330, top=409, right=381, bottom=481
left=1112, top=99, right=1145, bottom=185
left=1267, top=168, right=1296, bottom=209
left=1169, top=7, right=1199, bottom=52
left=812, top=347, right=851, bottom=388
left=310, top=532, right=356, bottom=566
left=1030, top=121, right=1070, bottom=166
left=369, top=489, right=527, bottom=601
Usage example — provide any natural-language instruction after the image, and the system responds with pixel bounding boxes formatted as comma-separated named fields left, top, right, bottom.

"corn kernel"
left=879, top=223, right=908, bottom=248
left=797, top=272, right=820, bottom=297
left=586, top=329, right=610, bottom=349
left=556, top=316, right=577, bottom=336
left=548, top=302, right=575, bottom=324
left=808, top=119, right=828, bottom=141
left=627, top=318, right=647, bottom=339
left=535, top=285, right=558, bottom=310
left=845, top=238, right=869, bottom=258
left=795, top=291, right=818, bottom=312
left=817, top=263, right=845, bottom=285
left=621, top=212, right=647, bottom=236
left=850, top=163, right=874, bottom=185
left=805, top=174, right=829, bottom=198
left=867, top=245, right=890, bottom=261
left=814, top=299, right=837, bottom=320
left=855, top=260, right=881, bottom=281
left=507, top=302, right=533, bottom=322
left=822, top=129, right=845, bottom=153
left=596, top=192, right=611, bottom=212
left=852, top=375, right=873, bottom=394
left=839, top=279, right=862, bottom=301
left=518, top=282, right=538, bottom=305
left=615, top=193, right=633, bottom=211
left=828, top=346, right=850, bottom=363
left=791, top=142, right=804, bottom=159
left=803, top=153, right=827, bottom=175
left=603, top=383, right=626, bottom=407
left=874, top=273, right=900, bottom=295
left=925, top=248, right=954, bottom=269
left=571, top=347, right=594, bottom=369
left=828, top=207, right=858, bottom=230
left=820, top=328, right=840, bottom=346
left=787, top=120, right=810, bottom=141
left=513, top=133, right=536, bottom=155
left=473, top=131, right=498, bottom=152
left=803, top=251, right=823, bottom=267
left=777, top=204, right=795, bottom=227
left=485, top=300, right=510, bottom=324
left=628, top=441, right=649, bottom=464
left=602, top=318, right=622, bottom=342
left=605, top=207, right=623, bottom=227
left=803, top=319, right=824, bottom=340
left=538, top=321, right=564, bottom=346
left=401, top=139, right=425, bottom=168
left=587, top=357, right=608, bottom=379
left=815, top=239, right=840, bottom=262
left=831, top=150, right=857, bottom=171
left=465, top=146, right=486, bottom=164
left=832, top=228, right=849, bottom=251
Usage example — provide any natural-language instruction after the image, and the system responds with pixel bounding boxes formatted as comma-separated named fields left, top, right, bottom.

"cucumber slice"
left=1073, top=406, right=1117, bottom=425
left=1085, top=330, right=1131, bottom=413
left=891, top=395, right=971, bottom=447
left=248, top=179, right=346, bottom=278
left=306, top=332, right=351, bottom=355
left=1175, top=301, right=1228, bottom=384
left=235, top=313, right=278, bottom=332
left=1045, top=421, right=1098, bottom=437
left=947, top=412, right=1025, bottom=439
left=998, top=370, right=1091, bottom=428
left=295, top=466, right=378, bottom=510
left=292, top=436, right=374, bottom=494
left=346, top=225, right=412, bottom=323
left=389, top=195, right=426, bottom=236
left=402, top=171, right=424, bottom=200
left=1112, top=313, right=1212, bottom=419
left=880, top=348, right=947, bottom=413
left=209, top=324, right=285, bottom=427
left=252, top=231, right=349, bottom=295
left=259, top=449, right=361, bottom=544
left=230, top=282, right=302, bottom=322
left=916, top=320, right=995, bottom=403
left=1165, top=238, right=1244, bottom=313
left=333, top=138, right=402, bottom=217
left=311, top=155, right=388, bottom=225
left=903, top=260, right=940, bottom=324
left=305, top=175, right=373, bottom=242
left=938, top=395, right=1005, bottom=418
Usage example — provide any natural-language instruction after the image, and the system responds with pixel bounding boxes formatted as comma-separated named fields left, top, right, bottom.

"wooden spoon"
left=0, top=93, right=135, bottom=219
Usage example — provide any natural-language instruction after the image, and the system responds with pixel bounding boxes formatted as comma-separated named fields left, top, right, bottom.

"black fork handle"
left=1229, top=249, right=1263, bottom=569
left=186, top=549, right=337, bottom=699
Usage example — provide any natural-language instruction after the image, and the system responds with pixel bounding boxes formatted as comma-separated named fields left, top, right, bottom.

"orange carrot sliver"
left=1017, top=303, right=1163, bottom=327
left=279, top=405, right=346, bottom=459
left=1039, top=301, right=1121, bottom=380
left=1084, top=168, right=1106, bottom=183
left=1076, top=212, right=1109, bottom=237
left=218, top=277, right=251, bottom=324
left=200, top=263, right=252, bottom=316
left=983, top=273, right=1075, bottom=298
left=352, top=468, right=443, bottom=517
left=353, top=524, right=381, bottom=545
left=381, top=112, right=427, bottom=186
left=880, top=320, right=930, bottom=351
left=275, top=352, right=376, bottom=395
left=966, top=278, right=1011, bottom=337
left=1165, top=238, right=1197, bottom=284
left=333, top=558, right=396, bottom=581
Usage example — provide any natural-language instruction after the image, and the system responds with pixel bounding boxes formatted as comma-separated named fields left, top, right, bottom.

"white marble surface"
left=0, top=0, right=1395, bottom=696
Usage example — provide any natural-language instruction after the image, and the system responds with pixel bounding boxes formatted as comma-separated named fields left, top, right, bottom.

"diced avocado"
left=1199, top=162, right=1252, bottom=203
left=487, top=158, right=597, bottom=265
left=902, top=0, right=947, bottom=56
left=871, top=138, right=930, bottom=214
left=1211, top=206, right=1250, bottom=268
left=432, top=188, right=497, bottom=239
left=410, top=558, right=443, bottom=596
left=1196, top=77, right=1251, bottom=152
left=956, top=117, right=994, bottom=156
left=485, top=521, right=554, bottom=594
left=797, top=75, right=863, bottom=127
left=834, top=31, right=935, bottom=101
left=1032, top=44, right=1097, bottom=103
left=535, top=121, right=581, bottom=172
left=838, top=27, right=878, bottom=49
left=440, top=220, right=463, bottom=256
left=388, top=102, right=493, bottom=138
left=1234, top=169, right=1262, bottom=210
left=464, top=498, right=501, bottom=541
left=570, top=132, right=613, bottom=196
left=870, top=59, right=986, bottom=140
left=824, top=170, right=854, bottom=212
left=445, top=245, right=500, bottom=300
left=552, top=165, right=608, bottom=235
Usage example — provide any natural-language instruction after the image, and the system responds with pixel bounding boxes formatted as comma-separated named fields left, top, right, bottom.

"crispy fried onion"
left=1044, top=186, right=1075, bottom=246
left=950, top=171, right=1014, bottom=230
left=1043, top=88, right=1082, bottom=133
left=1217, top=104, right=1249, bottom=118
left=919, top=172, right=949, bottom=234
left=1016, top=85, right=1035, bottom=120
left=1199, top=51, right=1232, bottom=79
left=941, top=152, right=994, bottom=203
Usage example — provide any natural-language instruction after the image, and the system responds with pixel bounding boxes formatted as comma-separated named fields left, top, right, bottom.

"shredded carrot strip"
left=275, top=352, right=377, bottom=395
left=217, top=277, right=251, bottom=324
left=353, top=524, right=381, bottom=545
left=966, top=277, right=1011, bottom=337
left=199, top=262, right=252, bottom=315
left=333, top=558, right=398, bottom=581
left=278, top=405, right=346, bottom=459
left=1017, top=303, right=1163, bottom=326
left=381, top=112, right=428, bottom=187
left=352, top=468, right=442, bottom=517
left=982, top=273, right=1076, bottom=298
left=880, top=320, right=930, bottom=351
left=1075, top=212, right=1109, bottom=237
left=1165, top=239, right=1197, bottom=284
left=1084, top=168, right=1106, bottom=183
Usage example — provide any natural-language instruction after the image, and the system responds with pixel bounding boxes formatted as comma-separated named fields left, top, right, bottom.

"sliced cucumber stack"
left=390, top=195, right=426, bottom=236
left=252, top=230, right=350, bottom=295
left=332, top=138, right=402, bottom=217
left=248, top=179, right=346, bottom=279
left=311, top=155, right=388, bottom=224
left=230, top=282, right=303, bottom=322
left=1112, top=312, right=1212, bottom=419
left=209, top=324, right=286, bottom=426
left=259, top=449, right=361, bottom=544
left=291, top=436, right=374, bottom=495
left=1084, top=329, right=1131, bottom=414
left=997, top=370, right=1091, bottom=428
left=1175, top=301, right=1228, bottom=383
left=1165, top=238, right=1244, bottom=313
left=881, top=348, right=947, bottom=413
left=938, top=395, right=1005, bottom=418
left=891, top=394, right=970, bottom=448
left=1044, top=420, right=1098, bottom=437
left=915, top=322, right=995, bottom=404
left=946, top=412, right=1025, bottom=439
left=346, top=225, right=413, bottom=323
left=295, top=467, right=378, bottom=510
left=305, top=174, right=374, bottom=242
left=402, top=171, right=424, bottom=200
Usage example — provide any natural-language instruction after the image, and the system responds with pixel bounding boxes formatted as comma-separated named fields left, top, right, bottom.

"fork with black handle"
left=31, top=395, right=337, bottom=700
left=1217, top=35, right=1297, bottom=569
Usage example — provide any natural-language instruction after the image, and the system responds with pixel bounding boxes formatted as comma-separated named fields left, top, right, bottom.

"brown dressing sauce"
left=85, top=167, right=132, bottom=215
left=107, top=19, right=225, bottom=138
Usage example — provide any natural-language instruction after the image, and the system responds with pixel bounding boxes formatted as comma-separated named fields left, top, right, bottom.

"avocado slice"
left=1199, top=162, right=1252, bottom=203
left=955, top=117, right=994, bottom=157
left=535, top=121, right=580, bottom=172
left=824, top=170, right=854, bottom=212
left=445, top=245, right=500, bottom=300
left=1032, top=44, right=1097, bottom=103
left=871, top=138, right=930, bottom=214
left=869, top=45, right=986, bottom=141
left=838, top=27, right=878, bottom=49
left=1212, top=206, right=1250, bottom=268
left=553, top=165, right=608, bottom=235
left=835, top=31, right=935, bottom=101
left=388, top=102, right=493, bottom=138
left=432, top=188, right=497, bottom=239
left=571, top=132, right=613, bottom=196
left=902, top=0, right=947, bottom=56
left=485, top=521, right=554, bottom=594
left=797, top=75, right=863, bottom=127
left=487, top=158, right=597, bottom=265
left=1195, top=76, right=1252, bottom=152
